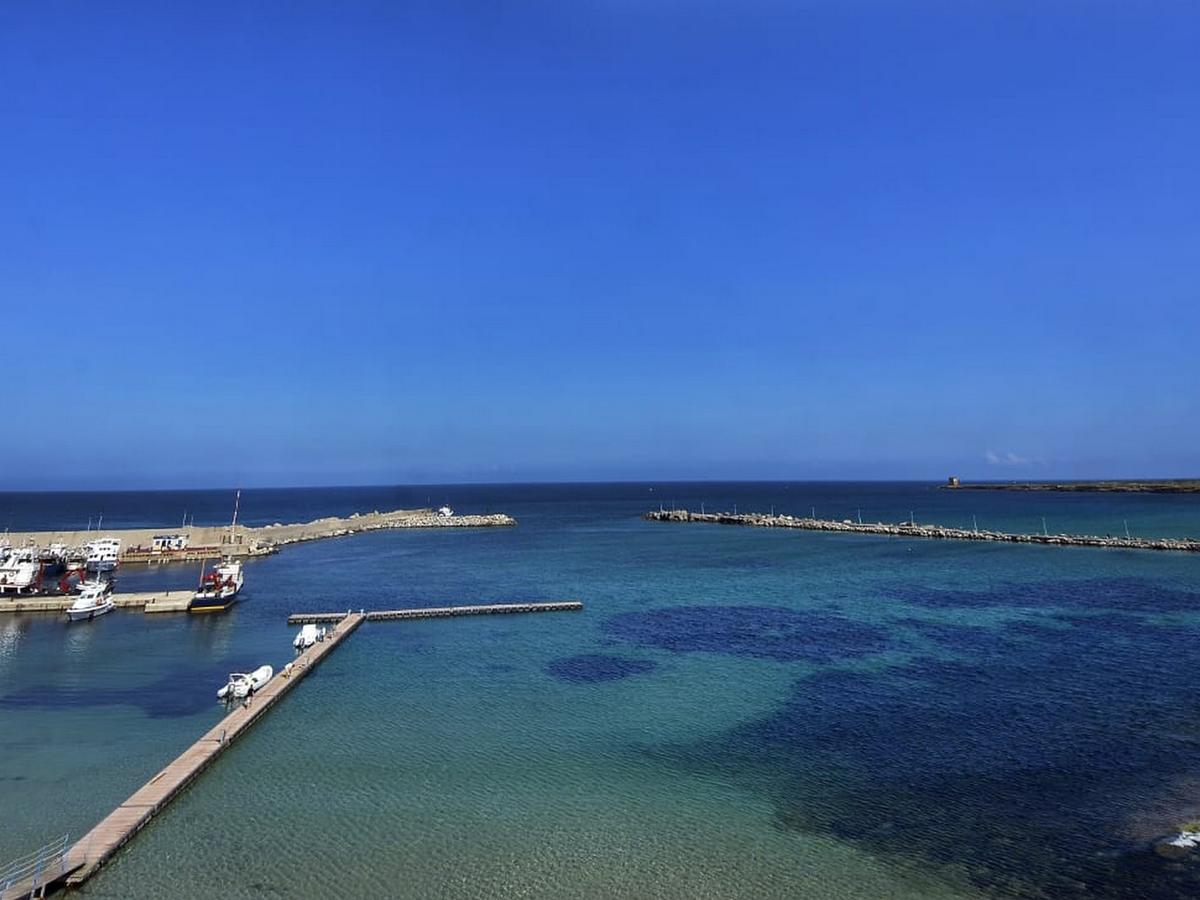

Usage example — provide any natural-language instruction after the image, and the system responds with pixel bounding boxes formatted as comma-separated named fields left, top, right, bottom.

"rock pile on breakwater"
left=261, top=510, right=516, bottom=548
left=644, top=509, right=1200, bottom=554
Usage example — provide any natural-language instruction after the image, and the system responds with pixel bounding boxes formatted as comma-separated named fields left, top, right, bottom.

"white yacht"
left=66, top=581, right=115, bottom=621
left=85, top=538, right=121, bottom=572
left=0, top=547, right=42, bottom=594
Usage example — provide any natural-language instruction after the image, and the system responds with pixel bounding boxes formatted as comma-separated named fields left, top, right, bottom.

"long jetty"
left=4, top=600, right=582, bottom=898
left=289, top=600, right=584, bottom=625
left=1, top=613, right=365, bottom=899
left=645, top=509, right=1200, bottom=553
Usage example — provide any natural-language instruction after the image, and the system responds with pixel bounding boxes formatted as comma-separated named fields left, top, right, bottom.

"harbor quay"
left=0, top=590, right=193, bottom=616
left=645, top=509, right=1200, bottom=553
left=1, top=507, right=517, bottom=566
left=0, top=507, right=517, bottom=612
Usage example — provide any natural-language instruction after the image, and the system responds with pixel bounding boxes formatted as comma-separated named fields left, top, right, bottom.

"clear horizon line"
left=2, top=475, right=1197, bottom=494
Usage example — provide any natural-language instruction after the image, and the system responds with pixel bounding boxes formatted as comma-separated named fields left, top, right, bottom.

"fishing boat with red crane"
left=189, top=557, right=244, bottom=612
left=188, top=490, right=247, bottom=613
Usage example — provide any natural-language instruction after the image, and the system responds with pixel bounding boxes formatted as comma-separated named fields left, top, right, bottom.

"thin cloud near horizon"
left=985, top=450, right=1035, bottom=467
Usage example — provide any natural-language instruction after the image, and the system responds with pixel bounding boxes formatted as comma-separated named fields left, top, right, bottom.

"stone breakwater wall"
left=262, top=511, right=517, bottom=548
left=644, top=509, right=1200, bottom=554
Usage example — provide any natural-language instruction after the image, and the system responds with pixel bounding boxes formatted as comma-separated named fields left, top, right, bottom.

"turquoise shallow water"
left=1, top=483, right=1199, bottom=898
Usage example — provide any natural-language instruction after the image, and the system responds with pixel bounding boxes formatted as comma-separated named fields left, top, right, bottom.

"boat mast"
left=229, top=490, right=241, bottom=546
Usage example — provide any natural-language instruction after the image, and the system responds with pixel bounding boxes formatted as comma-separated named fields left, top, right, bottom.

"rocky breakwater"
left=644, top=509, right=1200, bottom=554
left=258, top=509, right=517, bottom=548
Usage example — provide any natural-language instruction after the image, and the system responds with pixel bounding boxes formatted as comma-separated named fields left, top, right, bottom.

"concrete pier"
left=645, top=509, right=1200, bottom=553
left=0, top=590, right=194, bottom=616
left=288, top=601, right=584, bottom=625
left=56, top=612, right=367, bottom=891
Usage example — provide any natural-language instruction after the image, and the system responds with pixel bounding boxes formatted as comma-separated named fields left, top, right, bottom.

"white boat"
left=438, top=505, right=454, bottom=518
left=217, top=665, right=273, bottom=700
left=293, top=623, right=326, bottom=650
left=0, top=547, right=42, bottom=595
left=85, top=537, right=121, bottom=572
left=190, top=558, right=244, bottom=612
left=39, top=542, right=69, bottom=565
left=66, top=581, right=115, bottom=621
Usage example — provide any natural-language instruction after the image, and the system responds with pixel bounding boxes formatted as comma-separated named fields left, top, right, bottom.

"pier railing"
left=0, top=833, right=70, bottom=900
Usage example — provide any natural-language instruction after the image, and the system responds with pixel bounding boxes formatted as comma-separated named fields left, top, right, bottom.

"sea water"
left=1, top=483, right=1198, bottom=898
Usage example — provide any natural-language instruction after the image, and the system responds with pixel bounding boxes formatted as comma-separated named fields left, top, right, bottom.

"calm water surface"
left=1, top=483, right=1198, bottom=898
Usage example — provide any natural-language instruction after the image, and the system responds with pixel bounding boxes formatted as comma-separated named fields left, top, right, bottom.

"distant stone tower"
left=947, top=476, right=960, bottom=488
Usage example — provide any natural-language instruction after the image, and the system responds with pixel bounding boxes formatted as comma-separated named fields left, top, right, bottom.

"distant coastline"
left=942, top=479, right=1200, bottom=494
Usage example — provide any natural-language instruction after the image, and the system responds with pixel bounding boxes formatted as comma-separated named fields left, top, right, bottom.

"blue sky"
left=2, top=2, right=1197, bottom=488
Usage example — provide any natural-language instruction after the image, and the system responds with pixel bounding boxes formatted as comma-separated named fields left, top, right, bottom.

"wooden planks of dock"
left=58, top=612, right=366, bottom=890
left=288, top=600, right=584, bottom=625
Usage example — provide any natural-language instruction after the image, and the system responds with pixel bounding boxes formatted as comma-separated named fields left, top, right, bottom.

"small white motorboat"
left=66, top=581, right=115, bottom=622
left=293, top=623, right=326, bottom=650
left=217, top=665, right=273, bottom=701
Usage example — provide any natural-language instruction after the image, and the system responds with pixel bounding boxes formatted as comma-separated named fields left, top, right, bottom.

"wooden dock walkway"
left=288, top=600, right=583, bottom=625
left=53, top=612, right=366, bottom=891
left=5, top=601, right=582, bottom=897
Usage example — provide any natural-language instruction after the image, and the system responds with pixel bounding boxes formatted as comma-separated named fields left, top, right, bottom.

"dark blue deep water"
left=1, top=482, right=1198, bottom=899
